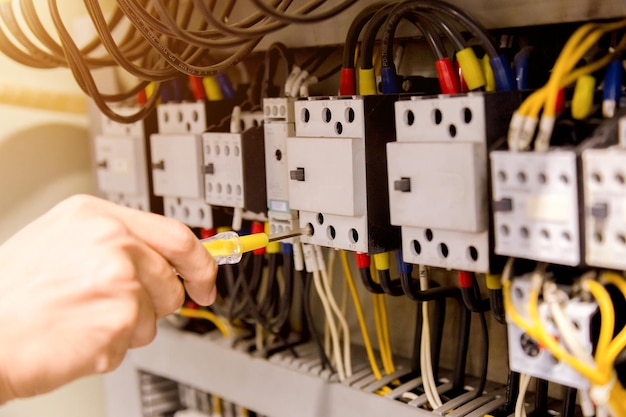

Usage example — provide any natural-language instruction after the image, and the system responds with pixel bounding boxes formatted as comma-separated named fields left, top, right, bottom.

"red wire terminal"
left=189, top=75, right=207, bottom=101
left=436, top=58, right=461, bottom=94
left=340, top=68, right=357, bottom=96
left=251, top=222, right=266, bottom=255
left=457, top=271, right=473, bottom=288
left=136, top=89, right=147, bottom=106
left=456, top=62, right=469, bottom=93
left=200, top=228, right=216, bottom=239
left=355, top=252, right=370, bottom=269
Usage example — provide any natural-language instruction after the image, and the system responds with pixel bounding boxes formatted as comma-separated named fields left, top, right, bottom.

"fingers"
left=67, top=196, right=218, bottom=306
left=129, top=287, right=157, bottom=348
left=127, top=239, right=186, bottom=318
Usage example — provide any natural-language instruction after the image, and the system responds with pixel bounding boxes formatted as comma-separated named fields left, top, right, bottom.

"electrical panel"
left=263, top=97, right=299, bottom=235
left=202, top=111, right=267, bottom=215
left=491, top=150, right=582, bottom=266
left=289, top=95, right=400, bottom=254
left=150, top=101, right=231, bottom=228
left=507, top=275, right=596, bottom=389
left=94, top=108, right=161, bottom=213
left=388, top=93, right=519, bottom=272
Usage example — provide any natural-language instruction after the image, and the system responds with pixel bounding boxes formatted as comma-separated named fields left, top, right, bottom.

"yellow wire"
left=178, top=307, right=230, bottom=337
left=586, top=280, right=615, bottom=363
left=600, top=273, right=626, bottom=373
left=378, top=294, right=395, bottom=374
left=370, top=262, right=395, bottom=375
left=340, top=251, right=383, bottom=380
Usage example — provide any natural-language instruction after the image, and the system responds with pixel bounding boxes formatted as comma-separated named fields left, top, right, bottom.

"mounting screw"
left=393, top=177, right=411, bottom=192
left=290, top=167, right=305, bottom=182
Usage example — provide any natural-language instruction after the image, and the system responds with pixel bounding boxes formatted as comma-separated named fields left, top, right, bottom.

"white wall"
left=0, top=4, right=106, bottom=416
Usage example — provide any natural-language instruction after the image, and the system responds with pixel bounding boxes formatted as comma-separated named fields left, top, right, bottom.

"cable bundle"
left=508, top=19, right=626, bottom=152
left=339, top=0, right=516, bottom=96
left=0, top=0, right=356, bottom=122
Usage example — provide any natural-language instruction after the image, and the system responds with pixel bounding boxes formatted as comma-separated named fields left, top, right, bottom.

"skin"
left=0, top=195, right=217, bottom=404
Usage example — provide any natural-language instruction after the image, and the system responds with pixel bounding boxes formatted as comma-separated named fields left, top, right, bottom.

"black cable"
left=342, top=2, right=389, bottom=69
left=316, top=64, right=342, bottom=82
left=534, top=379, right=549, bottom=415
left=452, top=302, right=472, bottom=393
left=469, top=311, right=489, bottom=400
left=410, top=298, right=423, bottom=375
left=359, top=267, right=384, bottom=293
left=489, top=288, right=507, bottom=325
left=460, top=273, right=491, bottom=313
left=263, top=42, right=293, bottom=98
left=270, top=253, right=294, bottom=331
left=378, top=269, right=404, bottom=296
left=360, top=3, right=398, bottom=70
left=303, top=272, right=335, bottom=372
left=400, top=272, right=460, bottom=301
left=258, top=253, right=280, bottom=316
left=503, top=371, right=521, bottom=413
left=561, top=387, right=577, bottom=417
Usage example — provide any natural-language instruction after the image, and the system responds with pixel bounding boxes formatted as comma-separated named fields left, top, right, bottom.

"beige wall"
left=0, top=4, right=106, bottom=417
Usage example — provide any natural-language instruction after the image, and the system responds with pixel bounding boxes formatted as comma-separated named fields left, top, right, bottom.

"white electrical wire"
left=515, top=373, right=532, bottom=417
left=312, top=268, right=346, bottom=380
left=303, top=244, right=345, bottom=381
left=419, top=264, right=442, bottom=409
left=316, top=246, right=352, bottom=377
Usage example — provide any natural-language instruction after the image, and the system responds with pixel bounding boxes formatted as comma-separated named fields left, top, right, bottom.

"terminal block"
left=507, top=275, right=596, bottom=390
left=263, top=97, right=299, bottom=235
left=491, top=150, right=582, bottom=266
left=388, top=93, right=519, bottom=272
left=150, top=101, right=231, bottom=228
left=94, top=108, right=162, bottom=213
left=288, top=95, right=399, bottom=254
left=202, top=111, right=267, bottom=216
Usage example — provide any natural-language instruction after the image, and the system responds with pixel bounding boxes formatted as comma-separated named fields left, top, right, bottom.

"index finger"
left=91, top=197, right=218, bottom=305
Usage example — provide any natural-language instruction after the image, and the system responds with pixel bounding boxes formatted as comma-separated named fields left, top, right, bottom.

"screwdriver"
left=201, top=225, right=312, bottom=265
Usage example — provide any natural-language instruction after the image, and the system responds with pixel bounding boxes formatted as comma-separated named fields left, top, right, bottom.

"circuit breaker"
left=150, top=101, right=231, bottom=228
left=202, top=111, right=267, bottom=216
left=388, top=93, right=519, bottom=272
left=491, top=150, right=582, bottom=266
left=582, top=146, right=626, bottom=269
left=288, top=95, right=399, bottom=254
left=263, top=97, right=299, bottom=235
left=507, top=275, right=596, bottom=389
left=94, top=108, right=161, bottom=213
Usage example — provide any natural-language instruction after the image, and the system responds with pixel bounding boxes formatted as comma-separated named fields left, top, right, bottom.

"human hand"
left=0, top=195, right=217, bottom=403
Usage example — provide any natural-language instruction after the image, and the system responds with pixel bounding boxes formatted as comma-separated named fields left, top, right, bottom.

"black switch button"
left=494, top=198, right=513, bottom=212
left=152, top=160, right=165, bottom=170
left=290, top=167, right=305, bottom=181
left=393, top=177, right=411, bottom=192
left=204, top=163, right=215, bottom=175
left=591, top=203, right=609, bottom=219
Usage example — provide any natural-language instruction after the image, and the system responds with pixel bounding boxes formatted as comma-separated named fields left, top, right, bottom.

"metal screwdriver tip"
left=267, top=225, right=313, bottom=242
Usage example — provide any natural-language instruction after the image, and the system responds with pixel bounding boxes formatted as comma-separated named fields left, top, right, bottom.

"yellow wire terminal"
left=571, top=74, right=596, bottom=120
left=359, top=67, right=378, bottom=95
left=482, top=55, right=496, bottom=92
left=456, top=48, right=486, bottom=91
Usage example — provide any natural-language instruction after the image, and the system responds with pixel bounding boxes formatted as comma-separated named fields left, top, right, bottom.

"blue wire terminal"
left=603, top=58, right=623, bottom=118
